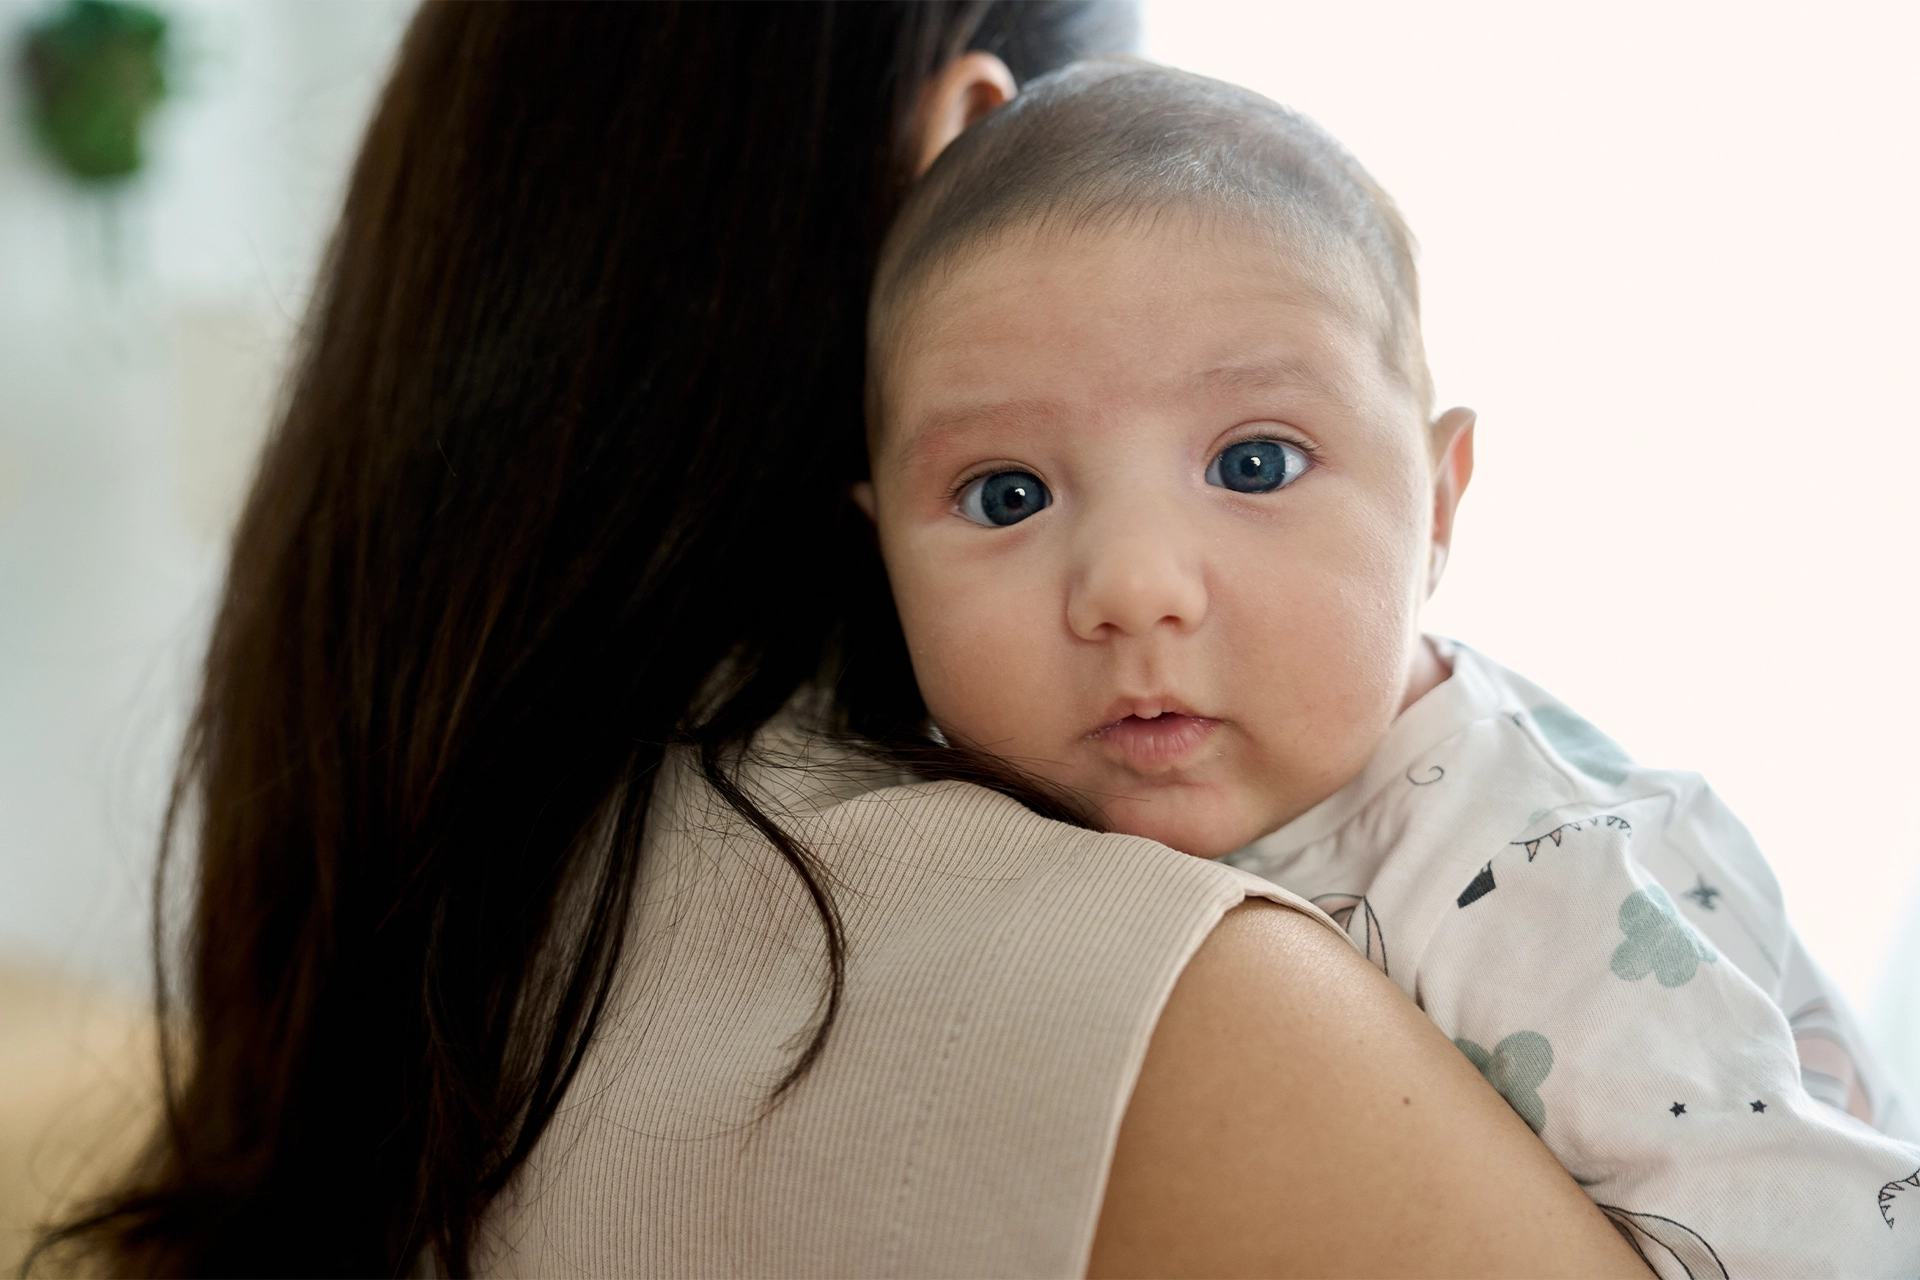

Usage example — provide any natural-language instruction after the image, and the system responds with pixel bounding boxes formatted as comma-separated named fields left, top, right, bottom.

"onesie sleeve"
left=1647, top=780, right=1917, bottom=1143
left=1413, top=786, right=1920, bottom=1279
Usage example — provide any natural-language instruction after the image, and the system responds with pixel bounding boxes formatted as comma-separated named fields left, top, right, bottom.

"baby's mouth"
left=1089, top=711, right=1220, bottom=771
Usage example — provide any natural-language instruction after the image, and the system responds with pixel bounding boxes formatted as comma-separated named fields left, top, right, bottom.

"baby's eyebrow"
left=895, top=397, right=1065, bottom=467
left=1187, top=357, right=1344, bottom=400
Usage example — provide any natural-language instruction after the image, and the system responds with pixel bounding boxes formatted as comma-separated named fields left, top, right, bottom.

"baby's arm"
left=1652, top=781, right=1915, bottom=1142
left=1417, top=790, right=1920, bottom=1279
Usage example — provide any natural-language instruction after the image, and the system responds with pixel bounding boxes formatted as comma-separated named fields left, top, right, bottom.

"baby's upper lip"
left=1089, top=695, right=1208, bottom=735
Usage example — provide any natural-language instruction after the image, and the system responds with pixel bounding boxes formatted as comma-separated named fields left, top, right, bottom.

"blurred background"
left=0, top=0, right=1914, bottom=1251
left=0, top=0, right=412, bottom=1255
left=0, top=0, right=412, bottom=993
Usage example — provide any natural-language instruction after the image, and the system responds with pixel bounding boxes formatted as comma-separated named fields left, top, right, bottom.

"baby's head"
left=858, top=62, right=1475, bottom=857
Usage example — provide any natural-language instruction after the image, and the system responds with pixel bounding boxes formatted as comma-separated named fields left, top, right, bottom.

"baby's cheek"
left=898, top=561, right=1061, bottom=748
left=1222, top=521, right=1421, bottom=783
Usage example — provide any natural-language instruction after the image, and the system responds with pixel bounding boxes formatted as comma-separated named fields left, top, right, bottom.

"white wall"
left=1144, top=0, right=1919, bottom=1063
left=0, top=0, right=412, bottom=988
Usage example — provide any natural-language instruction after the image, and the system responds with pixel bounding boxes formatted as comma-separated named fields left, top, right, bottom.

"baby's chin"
left=1096, top=797, right=1276, bottom=860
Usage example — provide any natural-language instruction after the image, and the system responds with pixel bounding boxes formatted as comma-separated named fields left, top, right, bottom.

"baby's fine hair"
left=870, top=60, right=1433, bottom=412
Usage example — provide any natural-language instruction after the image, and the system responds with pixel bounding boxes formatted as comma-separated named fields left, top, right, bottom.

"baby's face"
left=865, top=217, right=1457, bottom=857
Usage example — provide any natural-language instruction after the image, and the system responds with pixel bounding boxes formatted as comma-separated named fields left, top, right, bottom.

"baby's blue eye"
left=958, top=470, right=1051, bottom=527
left=1206, top=438, right=1309, bottom=494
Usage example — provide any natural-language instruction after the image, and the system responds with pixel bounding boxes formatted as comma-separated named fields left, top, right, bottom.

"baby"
left=856, top=61, right=1920, bottom=1277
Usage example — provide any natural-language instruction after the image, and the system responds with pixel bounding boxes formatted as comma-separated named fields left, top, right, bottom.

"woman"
left=42, top=5, right=1645, bottom=1276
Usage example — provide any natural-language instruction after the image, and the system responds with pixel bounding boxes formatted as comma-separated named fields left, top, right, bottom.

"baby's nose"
left=1065, top=515, right=1208, bottom=641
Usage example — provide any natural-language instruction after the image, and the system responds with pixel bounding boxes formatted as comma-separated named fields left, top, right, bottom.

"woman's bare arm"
left=1088, top=901, right=1650, bottom=1279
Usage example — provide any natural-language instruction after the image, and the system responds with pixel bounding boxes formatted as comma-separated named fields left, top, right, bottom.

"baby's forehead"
left=871, top=211, right=1401, bottom=444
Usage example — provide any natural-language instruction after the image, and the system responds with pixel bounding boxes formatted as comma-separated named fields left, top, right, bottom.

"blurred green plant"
left=19, top=0, right=169, bottom=184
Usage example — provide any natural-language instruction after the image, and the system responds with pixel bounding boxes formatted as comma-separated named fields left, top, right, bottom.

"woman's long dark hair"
left=36, top=3, right=1132, bottom=1275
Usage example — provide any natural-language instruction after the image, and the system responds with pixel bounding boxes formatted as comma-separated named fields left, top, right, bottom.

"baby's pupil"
left=980, top=471, right=1050, bottom=526
left=1219, top=439, right=1287, bottom=493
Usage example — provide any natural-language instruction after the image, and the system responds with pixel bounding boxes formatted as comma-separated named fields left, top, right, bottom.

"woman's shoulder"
left=740, top=726, right=1325, bottom=910
left=1090, top=901, right=1654, bottom=1279
left=482, top=739, right=1327, bottom=1279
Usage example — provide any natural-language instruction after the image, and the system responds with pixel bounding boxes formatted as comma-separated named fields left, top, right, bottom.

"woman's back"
left=479, top=739, right=1320, bottom=1276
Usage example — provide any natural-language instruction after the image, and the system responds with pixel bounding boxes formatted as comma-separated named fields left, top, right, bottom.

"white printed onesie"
left=1227, top=640, right=1920, bottom=1279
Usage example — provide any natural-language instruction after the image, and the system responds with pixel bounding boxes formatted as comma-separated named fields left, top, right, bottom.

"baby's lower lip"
left=1090, top=713, right=1219, bottom=770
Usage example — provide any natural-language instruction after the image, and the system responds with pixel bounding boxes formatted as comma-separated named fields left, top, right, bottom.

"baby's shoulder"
left=1352, top=650, right=1789, bottom=979
left=1428, top=648, right=1742, bottom=840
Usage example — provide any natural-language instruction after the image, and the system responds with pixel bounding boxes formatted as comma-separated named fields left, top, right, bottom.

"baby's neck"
left=1399, top=635, right=1452, bottom=714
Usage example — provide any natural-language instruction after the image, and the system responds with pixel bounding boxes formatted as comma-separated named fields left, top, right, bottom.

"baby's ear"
left=850, top=481, right=878, bottom=523
left=1427, top=408, right=1476, bottom=595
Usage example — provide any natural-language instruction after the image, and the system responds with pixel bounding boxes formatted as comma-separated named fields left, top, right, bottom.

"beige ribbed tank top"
left=477, top=736, right=1336, bottom=1278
